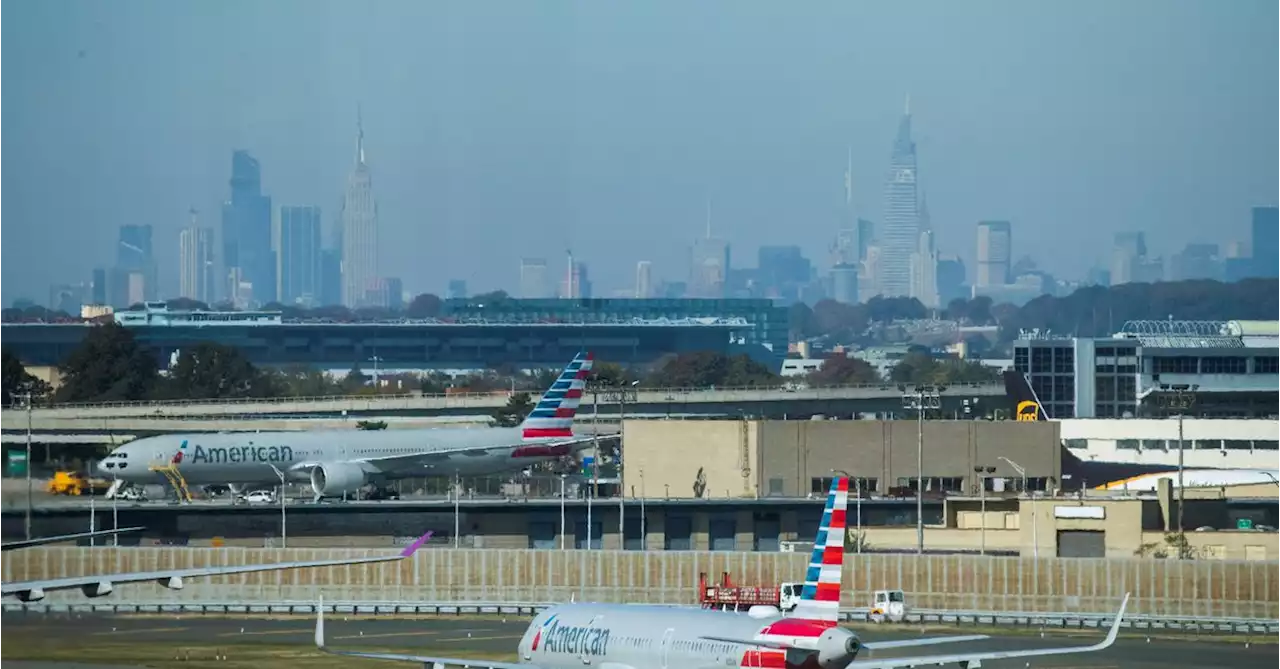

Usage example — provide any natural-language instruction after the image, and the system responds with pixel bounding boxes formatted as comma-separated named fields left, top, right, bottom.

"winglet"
left=399, top=530, right=434, bottom=558
left=1099, top=593, right=1130, bottom=649
left=315, top=594, right=325, bottom=649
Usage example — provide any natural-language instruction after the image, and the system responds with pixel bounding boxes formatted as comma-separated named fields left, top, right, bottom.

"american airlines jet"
left=4, top=530, right=433, bottom=603
left=98, top=352, right=605, bottom=500
left=313, top=478, right=1130, bottom=669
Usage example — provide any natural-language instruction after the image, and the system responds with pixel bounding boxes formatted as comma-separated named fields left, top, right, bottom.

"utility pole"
left=901, top=384, right=944, bottom=555
left=974, top=465, right=995, bottom=556
left=10, top=392, right=35, bottom=540
left=1159, top=383, right=1198, bottom=545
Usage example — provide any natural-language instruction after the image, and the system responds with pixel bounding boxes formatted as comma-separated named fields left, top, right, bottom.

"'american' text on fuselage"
left=187, top=445, right=294, bottom=465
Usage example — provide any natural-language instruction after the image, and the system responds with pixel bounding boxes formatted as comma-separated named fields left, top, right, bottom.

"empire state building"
left=341, top=113, right=379, bottom=308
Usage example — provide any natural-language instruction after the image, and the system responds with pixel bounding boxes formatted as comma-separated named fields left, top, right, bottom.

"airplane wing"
left=697, top=633, right=990, bottom=651
left=314, top=595, right=537, bottom=669
left=3, top=531, right=433, bottom=602
left=1, top=526, right=146, bottom=551
left=356, top=435, right=614, bottom=473
left=848, top=594, right=1129, bottom=668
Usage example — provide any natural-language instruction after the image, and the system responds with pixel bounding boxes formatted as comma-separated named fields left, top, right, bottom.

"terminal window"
left=1201, top=357, right=1247, bottom=374
left=1255, top=356, right=1279, bottom=374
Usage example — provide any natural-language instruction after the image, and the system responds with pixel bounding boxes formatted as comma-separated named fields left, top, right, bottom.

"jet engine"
left=814, top=626, right=861, bottom=668
left=310, top=462, right=367, bottom=498
left=16, top=587, right=45, bottom=602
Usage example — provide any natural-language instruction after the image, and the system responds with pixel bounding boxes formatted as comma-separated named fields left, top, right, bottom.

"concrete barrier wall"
left=5, top=547, right=1276, bottom=619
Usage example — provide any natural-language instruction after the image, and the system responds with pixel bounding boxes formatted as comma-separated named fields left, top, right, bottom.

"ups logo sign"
left=1016, top=401, right=1040, bottom=422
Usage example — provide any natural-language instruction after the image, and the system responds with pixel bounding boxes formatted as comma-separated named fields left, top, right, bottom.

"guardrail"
left=28, top=382, right=1002, bottom=411
left=5, top=600, right=1275, bottom=636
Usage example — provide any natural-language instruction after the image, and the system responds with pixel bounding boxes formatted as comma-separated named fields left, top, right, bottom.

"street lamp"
left=559, top=474, right=567, bottom=550
left=900, top=384, right=945, bottom=554
left=974, top=465, right=995, bottom=556
left=998, top=456, right=1034, bottom=557
left=1158, top=383, right=1199, bottom=539
left=832, top=469, right=861, bottom=553
left=10, top=392, right=34, bottom=540
left=267, top=464, right=288, bottom=548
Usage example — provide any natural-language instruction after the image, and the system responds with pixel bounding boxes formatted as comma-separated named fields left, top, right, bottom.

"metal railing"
left=30, top=382, right=1004, bottom=412
left=4, top=600, right=1274, bottom=636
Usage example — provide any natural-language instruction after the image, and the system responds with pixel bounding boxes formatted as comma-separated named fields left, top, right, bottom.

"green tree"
left=272, top=367, right=344, bottom=397
left=1, top=350, right=50, bottom=404
left=806, top=355, right=881, bottom=387
left=159, top=342, right=277, bottom=400
left=405, top=293, right=443, bottom=318
left=471, top=290, right=510, bottom=304
left=342, top=363, right=370, bottom=393
left=644, top=352, right=780, bottom=388
left=493, top=391, right=534, bottom=427
left=55, top=322, right=158, bottom=403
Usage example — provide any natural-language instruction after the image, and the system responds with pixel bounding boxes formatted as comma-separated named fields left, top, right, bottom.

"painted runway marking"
left=216, top=628, right=312, bottom=637
left=436, top=634, right=524, bottom=643
left=92, top=627, right=190, bottom=636
left=332, top=630, right=446, bottom=640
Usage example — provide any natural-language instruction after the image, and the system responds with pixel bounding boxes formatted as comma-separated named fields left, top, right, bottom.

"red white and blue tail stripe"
left=788, top=476, right=848, bottom=626
left=521, top=351, right=593, bottom=440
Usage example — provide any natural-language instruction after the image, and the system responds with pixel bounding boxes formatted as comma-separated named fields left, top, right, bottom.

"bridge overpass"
left=2, top=383, right=1008, bottom=436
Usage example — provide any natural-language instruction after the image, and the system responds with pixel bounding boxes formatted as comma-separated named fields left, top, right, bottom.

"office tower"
left=221, top=150, right=274, bottom=305
left=520, top=258, right=550, bottom=298
left=857, top=219, right=875, bottom=262
left=975, top=220, right=1012, bottom=288
left=278, top=205, right=322, bottom=306
left=116, top=224, right=156, bottom=301
left=560, top=261, right=590, bottom=299
left=448, top=279, right=467, bottom=299
left=90, top=268, right=107, bottom=305
left=910, top=229, right=939, bottom=308
left=859, top=245, right=883, bottom=303
left=384, top=277, right=404, bottom=310
left=878, top=99, right=920, bottom=298
left=830, top=263, right=858, bottom=305
left=178, top=215, right=215, bottom=303
left=341, top=112, right=379, bottom=307
left=834, top=221, right=859, bottom=266
left=1110, top=232, right=1147, bottom=285
left=635, top=261, right=653, bottom=298
left=318, top=250, right=342, bottom=306
left=1252, top=206, right=1279, bottom=278
left=690, top=201, right=730, bottom=298
left=48, top=283, right=85, bottom=314
left=936, top=255, right=968, bottom=305
left=1171, top=243, right=1221, bottom=281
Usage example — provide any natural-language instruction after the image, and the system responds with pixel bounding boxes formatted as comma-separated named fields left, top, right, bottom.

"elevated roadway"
left=3, top=383, right=1006, bottom=434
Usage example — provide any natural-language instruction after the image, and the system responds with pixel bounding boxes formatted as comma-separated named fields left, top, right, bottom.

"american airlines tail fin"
left=787, top=476, right=849, bottom=626
left=1002, top=370, right=1048, bottom=421
left=521, top=351, right=594, bottom=440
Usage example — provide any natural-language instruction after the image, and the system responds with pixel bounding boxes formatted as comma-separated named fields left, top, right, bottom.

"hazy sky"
left=3, top=0, right=1276, bottom=303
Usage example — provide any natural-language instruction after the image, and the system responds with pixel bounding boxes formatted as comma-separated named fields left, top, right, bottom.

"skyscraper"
left=635, top=261, right=652, bottom=298
left=1111, top=231, right=1153, bottom=286
left=689, top=200, right=730, bottom=298
left=278, top=205, right=322, bottom=306
left=910, top=229, right=939, bottom=308
left=116, top=224, right=156, bottom=301
left=1252, top=206, right=1278, bottom=278
left=560, top=261, right=591, bottom=299
left=830, top=263, right=858, bottom=305
left=340, top=112, right=379, bottom=307
left=520, top=258, right=550, bottom=298
left=878, top=99, right=920, bottom=298
left=221, top=150, right=274, bottom=305
left=178, top=213, right=215, bottom=303
left=976, top=220, right=1012, bottom=288
left=448, top=279, right=468, bottom=299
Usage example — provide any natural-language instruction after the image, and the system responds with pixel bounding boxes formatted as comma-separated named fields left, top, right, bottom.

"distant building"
left=1170, top=243, right=1221, bottom=282
left=857, top=219, right=875, bottom=262
left=178, top=221, right=215, bottom=304
left=635, top=260, right=653, bottom=298
left=519, top=258, right=551, bottom=299
left=384, top=277, right=404, bottom=310
left=559, top=262, right=591, bottom=299
left=690, top=233, right=730, bottom=298
left=936, top=255, right=968, bottom=306
left=859, top=245, right=883, bottom=303
left=879, top=102, right=920, bottom=298
left=221, top=150, right=274, bottom=306
left=830, top=263, right=858, bottom=305
left=48, top=283, right=86, bottom=314
left=910, top=229, right=939, bottom=308
left=340, top=114, right=379, bottom=308
left=448, top=279, right=468, bottom=300
left=319, top=250, right=342, bottom=306
left=975, top=221, right=1011, bottom=289
left=90, top=268, right=107, bottom=306
left=1252, top=206, right=1278, bottom=279
left=1110, top=231, right=1161, bottom=285
left=116, top=224, right=156, bottom=302
left=757, top=246, right=810, bottom=300
left=278, top=205, right=322, bottom=306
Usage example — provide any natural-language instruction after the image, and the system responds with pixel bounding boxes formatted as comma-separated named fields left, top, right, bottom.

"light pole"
left=1158, top=383, right=1198, bottom=542
left=832, top=469, right=860, bottom=553
left=368, top=355, right=383, bottom=390
left=901, top=384, right=944, bottom=554
left=453, top=471, right=461, bottom=549
left=11, top=392, right=34, bottom=540
left=559, top=474, right=567, bottom=550
left=268, top=464, right=287, bottom=548
left=974, top=465, right=995, bottom=555
left=998, top=456, right=1033, bottom=557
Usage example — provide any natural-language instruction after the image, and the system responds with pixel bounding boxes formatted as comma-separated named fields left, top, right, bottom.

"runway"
left=2, top=611, right=1274, bottom=668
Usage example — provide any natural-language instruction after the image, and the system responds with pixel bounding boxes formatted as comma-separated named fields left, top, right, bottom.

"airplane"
left=3, top=530, right=433, bottom=603
left=98, top=352, right=608, bottom=500
left=2, top=526, right=145, bottom=551
left=312, top=478, right=1131, bottom=669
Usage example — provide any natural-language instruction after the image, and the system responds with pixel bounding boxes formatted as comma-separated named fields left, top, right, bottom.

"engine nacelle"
left=159, top=576, right=184, bottom=590
left=80, top=581, right=114, bottom=598
left=310, top=462, right=367, bottom=498
left=17, top=588, right=45, bottom=602
left=815, top=626, right=860, bottom=668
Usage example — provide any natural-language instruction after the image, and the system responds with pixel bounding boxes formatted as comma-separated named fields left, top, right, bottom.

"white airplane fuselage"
left=99, top=427, right=574, bottom=488
left=514, top=603, right=827, bottom=669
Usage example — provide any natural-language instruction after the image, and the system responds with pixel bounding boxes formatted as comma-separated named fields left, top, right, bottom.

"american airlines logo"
left=534, top=616, right=612, bottom=657
left=185, top=444, right=295, bottom=465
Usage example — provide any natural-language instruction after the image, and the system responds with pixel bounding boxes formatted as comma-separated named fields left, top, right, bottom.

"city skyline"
left=3, top=1, right=1276, bottom=304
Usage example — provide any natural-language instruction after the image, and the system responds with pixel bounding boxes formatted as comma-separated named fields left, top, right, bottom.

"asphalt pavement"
left=2, top=611, right=1274, bottom=668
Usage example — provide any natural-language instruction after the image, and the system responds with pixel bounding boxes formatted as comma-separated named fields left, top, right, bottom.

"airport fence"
left=4, top=546, right=1277, bottom=620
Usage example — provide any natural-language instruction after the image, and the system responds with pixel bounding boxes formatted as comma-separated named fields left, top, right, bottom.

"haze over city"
left=3, top=0, right=1276, bottom=306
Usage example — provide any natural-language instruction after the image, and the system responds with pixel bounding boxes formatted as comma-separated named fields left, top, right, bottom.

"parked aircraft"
left=3, top=530, right=432, bottom=603
left=313, top=478, right=1130, bottom=668
left=98, top=352, right=606, bottom=500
